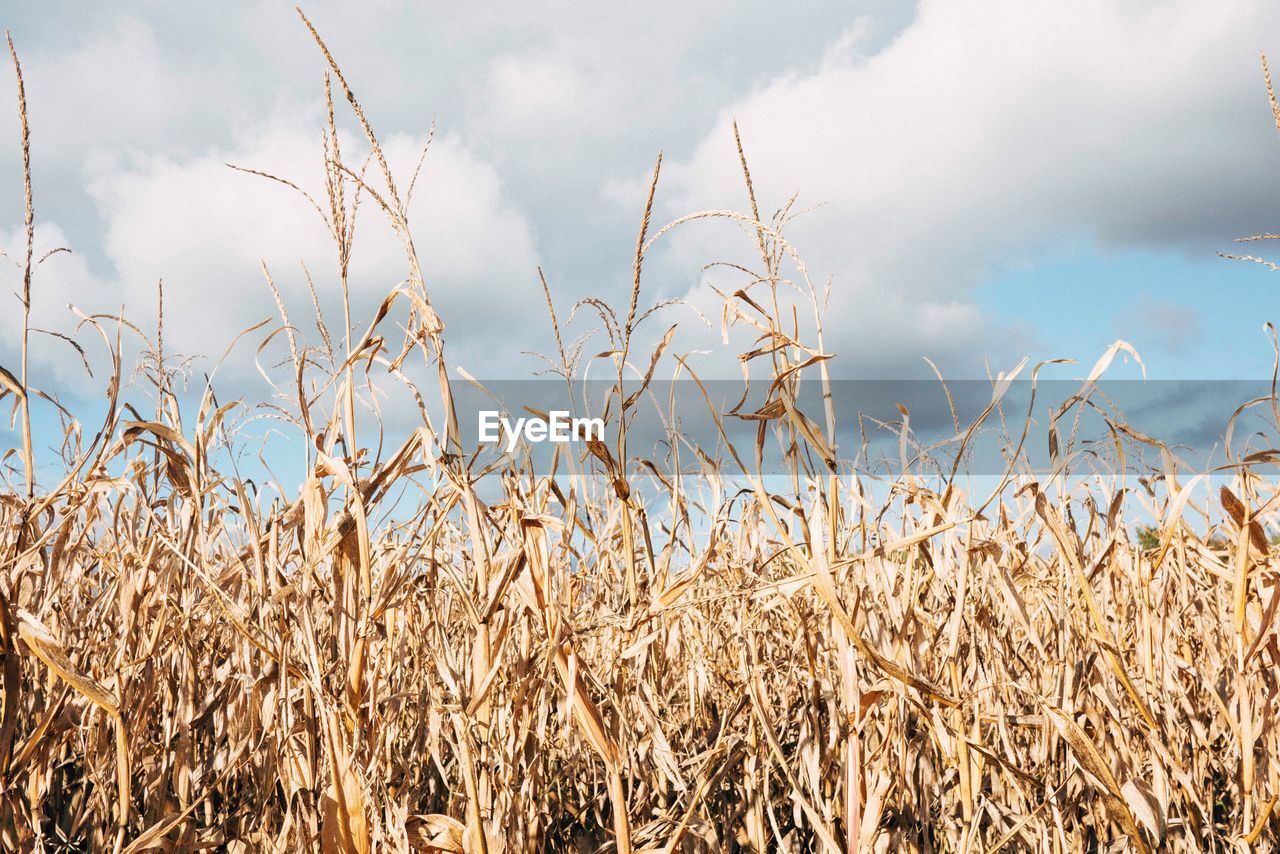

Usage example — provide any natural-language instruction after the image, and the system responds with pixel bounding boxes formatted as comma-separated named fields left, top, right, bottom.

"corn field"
left=1, top=13, right=1280, bottom=853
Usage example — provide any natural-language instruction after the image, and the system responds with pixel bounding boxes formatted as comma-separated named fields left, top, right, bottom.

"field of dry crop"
left=1, top=14, right=1279, bottom=854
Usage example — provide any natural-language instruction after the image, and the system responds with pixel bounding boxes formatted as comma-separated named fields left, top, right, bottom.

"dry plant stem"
left=7, top=34, right=35, bottom=501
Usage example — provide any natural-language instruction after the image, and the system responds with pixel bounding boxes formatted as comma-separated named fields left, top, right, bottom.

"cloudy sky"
left=3, top=0, right=1280, bottom=411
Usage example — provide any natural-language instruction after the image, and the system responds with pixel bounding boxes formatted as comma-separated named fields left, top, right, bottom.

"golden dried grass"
left=0, top=17, right=1276, bottom=854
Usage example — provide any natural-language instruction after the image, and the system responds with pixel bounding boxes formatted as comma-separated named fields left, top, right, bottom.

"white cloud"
left=477, top=53, right=593, bottom=138
left=0, top=18, right=224, bottom=170
left=0, top=107, right=544, bottom=387
left=0, top=2, right=905, bottom=388
left=0, top=222, right=105, bottom=388
left=655, top=0, right=1280, bottom=376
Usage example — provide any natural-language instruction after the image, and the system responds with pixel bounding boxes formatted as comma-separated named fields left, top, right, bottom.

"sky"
left=3, top=0, right=1280, bottom=429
